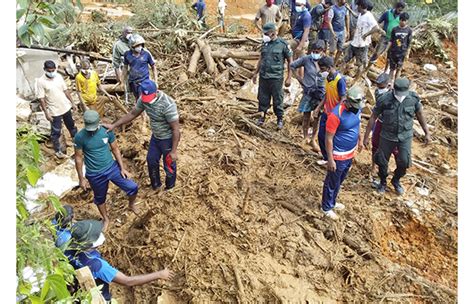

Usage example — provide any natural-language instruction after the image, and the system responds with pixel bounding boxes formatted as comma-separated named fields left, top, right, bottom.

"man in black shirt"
left=387, top=12, right=412, bottom=84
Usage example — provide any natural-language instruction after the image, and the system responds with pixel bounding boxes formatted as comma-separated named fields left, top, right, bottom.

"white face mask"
left=92, top=233, right=106, bottom=248
left=125, top=33, right=132, bottom=40
left=45, top=71, right=57, bottom=78
left=134, top=46, right=143, bottom=53
left=262, top=34, right=271, bottom=43
left=320, top=71, right=329, bottom=78
left=310, top=53, right=321, bottom=60
left=376, top=87, right=389, bottom=95
left=81, top=69, right=91, bottom=75
left=295, top=6, right=304, bottom=13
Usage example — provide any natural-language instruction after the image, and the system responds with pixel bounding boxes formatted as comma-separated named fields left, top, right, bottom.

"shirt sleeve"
left=276, top=7, right=282, bottom=21
left=135, top=99, right=145, bottom=111
left=337, top=77, right=347, bottom=98
left=390, top=28, right=396, bottom=43
left=372, top=98, right=384, bottom=117
left=303, top=13, right=312, bottom=28
left=367, top=12, right=378, bottom=28
left=328, top=8, right=334, bottom=21
left=36, top=79, right=45, bottom=99
left=75, top=76, right=82, bottom=93
left=282, top=42, right=293, bottom=59
left=290, top=56, right=305, bottom=70
left=94, top=71, right=101, bottom=86
left=123, top=51, right=129, bottom=66
left=112, top=43, right=121, bottom=69
left=255, top=7, right=262, bottom=19
left=325, top=112, right=341, bottom=134
left=164, top=103, right=179, bottom=123
left=407, top=28, right=413, bottom=47
left=413, top=94, right=422, bottom=112
left=95, top=258, right=119, bottom=283
left=59, top=75, right=68, bottom=91
left=73, top=133, right=83, bottom=150
left=107, top=129, right=116, bottom=144
left=146, top=50, right=155, bottom=66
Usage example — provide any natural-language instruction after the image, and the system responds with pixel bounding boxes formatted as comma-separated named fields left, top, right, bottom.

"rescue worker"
left=112, top=26, right=133, bottom=85
left=122, top=34, right=158, bottom=101
left=363, top=78, right=431, bottom=195
left=252, top=22, right=293, bottom=130
left=320, top=86, right=364, bottom=220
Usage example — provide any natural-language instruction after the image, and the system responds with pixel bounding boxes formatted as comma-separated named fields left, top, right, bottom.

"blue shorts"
left=298, top=94, right=319, bottom=113
left=86, top=161, right=139, bottom=205
left=331, top=31, right=345, bottom=52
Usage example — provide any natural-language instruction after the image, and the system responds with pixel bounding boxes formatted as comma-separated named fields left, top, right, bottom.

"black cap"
left=375, top=73, right=390, bottom=85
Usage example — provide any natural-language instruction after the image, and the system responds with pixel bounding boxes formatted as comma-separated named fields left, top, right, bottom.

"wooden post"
left=187, top=43, right=202, bottom=76
left=75, top=267, right=107, bottom=304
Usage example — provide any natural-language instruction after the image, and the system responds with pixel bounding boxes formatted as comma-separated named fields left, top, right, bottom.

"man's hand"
left=285, top=77, right=292, bottom=87
left=170, top=151, right=178, bottom=162
left=45, top=113, right=53, bottom=122
left=327, top=159, right=336, bottom=172
left=102, top=123, right=115, bottom=132
left=107, top=94, right=114, bottom=101
left=295, top=44, right=303, bottom=52
left=121, top=168, right=131, bottom=179
left=252, top=73, right=258, bottom=84
left=159, top=268, right=175, bottom=280
left=363, top=135, right=370, bottom=150
left=79, top=177, right=90, bottom=191
left=424, top=133, right=432, bottom=145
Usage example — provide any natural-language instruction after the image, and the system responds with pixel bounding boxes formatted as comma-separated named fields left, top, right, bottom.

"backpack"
left=310, top=4, right=325, bottom=31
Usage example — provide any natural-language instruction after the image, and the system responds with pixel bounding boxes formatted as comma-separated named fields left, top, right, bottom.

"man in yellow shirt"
left=75, top=60, right=127, bottom=117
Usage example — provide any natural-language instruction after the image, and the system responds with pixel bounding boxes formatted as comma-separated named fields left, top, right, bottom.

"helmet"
left=129, top=34, right=145, bottom=48
left=347, top=86, right=365, bottom=101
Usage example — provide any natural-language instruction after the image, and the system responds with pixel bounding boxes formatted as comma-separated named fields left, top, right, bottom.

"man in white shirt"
left=342, top=0, right=384, bottom=82
left=217, top=0, right=227, bottom=33
left=37, top=60, right=78, bottom=159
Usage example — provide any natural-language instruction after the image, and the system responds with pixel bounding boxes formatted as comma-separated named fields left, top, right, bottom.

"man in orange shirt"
left=314, top=56, right=347, bottom=163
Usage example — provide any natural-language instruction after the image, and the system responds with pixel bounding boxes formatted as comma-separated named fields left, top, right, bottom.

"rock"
left=405, top=200, right=415, bottom=208
left=439, top=163, right=450, bottom=174
left=178, top=71, right=188, bottom=83
left=416, top=187, right=430, bottom=196
left=29, top=111, right=50, bottom=135
left=16, top=96, right=32, bottom=122
left=206, top=128, right=216, bottom=137
left=423, top=64, right=438, bottom=72
left=411, top=208, right=421, bottom=217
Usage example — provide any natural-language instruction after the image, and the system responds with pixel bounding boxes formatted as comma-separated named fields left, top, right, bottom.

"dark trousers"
left=375, top=136, right=412, bottom=184
left=321, top=158, right=353, bottom=211
left=317, top=112, right=328, bottom=160
left=258, top=77, right=284, bottom=119
left=51, top=110, right=77, bottom=153
left=128, top=80, right=142, bottom=100
left=147, top=136, right=177, bottom=189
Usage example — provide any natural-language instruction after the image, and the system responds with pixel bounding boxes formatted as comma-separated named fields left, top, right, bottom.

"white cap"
left=296, top=0, right=306, bottom=5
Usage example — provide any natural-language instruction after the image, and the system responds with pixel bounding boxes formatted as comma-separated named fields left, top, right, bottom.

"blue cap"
left=139, top=79, right=158, bottom=103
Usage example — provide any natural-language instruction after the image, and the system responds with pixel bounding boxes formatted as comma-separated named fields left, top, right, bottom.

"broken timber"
left=19, top=44, right=112, bottom=63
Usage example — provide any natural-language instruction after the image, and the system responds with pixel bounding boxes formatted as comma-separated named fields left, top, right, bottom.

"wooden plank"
left=75, top=267, right=107, bottom=304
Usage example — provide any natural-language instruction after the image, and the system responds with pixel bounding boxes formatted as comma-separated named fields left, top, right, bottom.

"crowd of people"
left=36, top=0, right=431, bottom=300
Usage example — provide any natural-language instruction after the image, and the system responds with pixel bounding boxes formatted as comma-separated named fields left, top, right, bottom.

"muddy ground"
left=51, top=1, right=460, bottom=303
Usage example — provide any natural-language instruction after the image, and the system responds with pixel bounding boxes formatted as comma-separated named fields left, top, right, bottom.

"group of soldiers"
left=38, top=0, right=431, bottom=300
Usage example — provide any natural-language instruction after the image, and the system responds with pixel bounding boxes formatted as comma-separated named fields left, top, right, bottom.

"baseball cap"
left=375, top=73, right=389, bottom=85
left=262, top=22, right=276, bottom=33
left=84, top=110, right=100, bottom=131
left=394, top=77, right=410, bottom=97
left=140, top=79, right=158, bottom=103
left=69, top=220, right=103, bottom=250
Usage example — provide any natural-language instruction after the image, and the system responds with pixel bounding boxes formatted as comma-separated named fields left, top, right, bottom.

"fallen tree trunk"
left=441, top=104, right=458, bottom=116
left=102, top=84, right=124, bottom=94
left=187, top=44, right=202, bottom=76
left=196, top=39, right=217, bottom=74
left=420, top=90, right=447, bottom=100
left=211, top=48, right=260, bottom=60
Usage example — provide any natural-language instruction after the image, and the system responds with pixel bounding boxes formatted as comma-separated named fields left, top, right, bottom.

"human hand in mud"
left=121, top=169, right=132, bottom=179
left=79, top=177, right=90, bottom=191
left=424, top=133, right=432, bottom=145
left=158, top=268, right=175, bottom=280
left=327, top=159, right=336, bottom=172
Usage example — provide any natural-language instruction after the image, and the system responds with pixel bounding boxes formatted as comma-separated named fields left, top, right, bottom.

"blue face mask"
left=295, top=6, right=305, bottom=13
left=310, top=53, right=321, bottom=60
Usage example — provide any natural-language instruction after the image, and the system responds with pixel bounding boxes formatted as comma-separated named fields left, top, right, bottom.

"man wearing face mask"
left=320, top=86, right=364, bottom=220
left=37, top=60, right=78, bottom=159
left=314, top=56, right=347, bottom=162
left=75, top=60, right=125, bottom=117
left=123, top=34, right=157, bottom=101
left=67, top=220, right=175, bottom=302
left=290, top=0, right=311, bottom=29
left=290, top=0, right=312, bottom=76
left=363, top=78, right=431, bottom=195
left=254, top=0, right=282, bottom=33
left=112, top=26, right=133, bottom=86
left=290, top=40, right=326, bottom=151
left=74, top=110, right=139, bottom=231
left=252, top=22, right=293, bottom=130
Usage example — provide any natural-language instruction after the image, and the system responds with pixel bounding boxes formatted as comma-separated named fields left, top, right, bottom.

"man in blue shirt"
left=290, top=0, right=312, bottom=79
left=192, top=0, right=207, bottom=27
left=74, top=110, right=139, bottom=231
left=67, top=220, right=174, bottom=301
left=290, top=0, right=311, bottom=29
left=123, top=34, right=157, bottom=100
left=331, top=0, right=350, bottom=64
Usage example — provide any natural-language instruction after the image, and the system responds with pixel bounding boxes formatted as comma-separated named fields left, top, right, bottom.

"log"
left=102, top=84, right=124, bottom=94
left=241, top=62, right=256, bottom=71
left=441, top=104, right=457, bottom=116
left=196, top=39, right=217, bottom=74
left=75, top=267, right=107, bottom=304
left=19, top=44, right=112, bottom=63
left=187, top=44, right=202, bottom=76
left=342, top=236, right=374, bottom=260
left=420, top=90, right=447, bottom=100
left=211, top=38, right=249, bottom=44
left=216, top=59, right=227, bottom=72
left=180, top=96, right=216, bottom=101
left=225, top=58, right=239, bottom=68
left=112, top=94, right=130, bottom=114
left=211, top=48, right=260, bottom=60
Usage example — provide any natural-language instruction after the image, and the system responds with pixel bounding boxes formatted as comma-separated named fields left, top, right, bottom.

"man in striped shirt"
left=320, top=86, right=364, bottom=220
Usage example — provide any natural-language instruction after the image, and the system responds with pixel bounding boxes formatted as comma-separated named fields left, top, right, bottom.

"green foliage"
left=16, top=127, right=88, bottom=303
left=16, top=0, right=84, bottom=46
